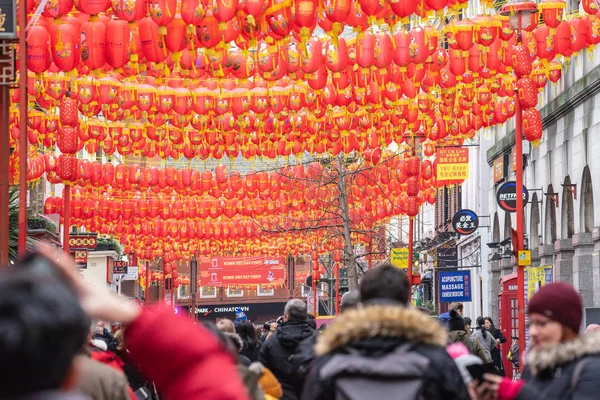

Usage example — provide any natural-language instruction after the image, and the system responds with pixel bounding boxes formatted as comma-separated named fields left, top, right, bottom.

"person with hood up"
left=447, top=310, right=489, bottom=363
left=259, top=299, right=317, bottom=400
left=476, top=282, right=600, bottom=400
left=301, top=264, right=470, bottom=400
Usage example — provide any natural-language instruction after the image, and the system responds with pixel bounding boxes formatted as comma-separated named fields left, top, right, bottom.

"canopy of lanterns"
left=8, top=0, right=600, bottom=285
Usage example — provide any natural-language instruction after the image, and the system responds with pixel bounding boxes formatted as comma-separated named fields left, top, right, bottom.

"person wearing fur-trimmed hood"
left=301, top=264, right=470, bottom=400
left=477, top=282, right=600, bottom=400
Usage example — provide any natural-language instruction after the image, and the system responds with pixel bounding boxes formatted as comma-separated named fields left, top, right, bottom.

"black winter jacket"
left=241, top=342, right=262, bottom=363
left=301, top=304, right=470, bottom=400
left=259, top=320, right=317, bottom=400
left=487, top=326, right=506, bottom=371
left=515, top=332, right=600, bottom=400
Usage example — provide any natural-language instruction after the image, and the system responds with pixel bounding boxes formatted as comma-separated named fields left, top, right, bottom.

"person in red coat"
left=45, top=248, right=250, bottom=400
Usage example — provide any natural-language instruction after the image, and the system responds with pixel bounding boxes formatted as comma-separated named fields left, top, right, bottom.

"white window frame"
left=320, top=282, right=328, bottom=294
left=178, top=284, right=189, bottom=299
left=200, top=286, right=217, bottom=298
left=257, top=285, right=274, bottom=296
left=226, top=287, right=244, bottom=297
left=301, top=285, right=310, bottom=297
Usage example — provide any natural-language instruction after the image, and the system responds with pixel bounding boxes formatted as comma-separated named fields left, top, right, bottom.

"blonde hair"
left=217, top=318, right=235, bottom=333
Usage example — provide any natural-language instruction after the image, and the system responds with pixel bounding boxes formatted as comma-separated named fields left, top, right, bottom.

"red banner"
left=199, top=256, right=286, bottom=286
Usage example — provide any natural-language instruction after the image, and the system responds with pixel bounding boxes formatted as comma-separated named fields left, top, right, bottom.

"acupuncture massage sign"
left=439, top=270, right=472, bottom=303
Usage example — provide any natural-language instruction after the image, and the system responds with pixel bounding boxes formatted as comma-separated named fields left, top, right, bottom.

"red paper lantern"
left=390, top=0, right=418, bottom=18
left=523, top=108, right=543, bottom=143
left=59, top=96, right=78, bottom=127
left=196, top=13, right=221, bottom=48
left=554, top=20, right=573, bottom=57
left=43, top=0, right=74, bottom=18
left=113, top=0, right=146, bottom=21
left=139, top=17, right=168, bottom=63
left=540, top=0, right=565, bottom=28
left=517, top=77, right=538, bottom=109
left=80, top=20, right=106, bottom=70
left=165, top=16, right=187, bottom=53
left=149, top=0, right=177, bottom=28
left=213, top=0, right=239, bottom=22
left=57, top=154, right=78, bottom=181
left=27, top=24, right=52, bottom=74
left=105, top=20, right=130, bottom=68
left=50, top=20, right=81, bottom=72
left=406, top=196, right=419, bottom=217
left=512, top=42, right=535, bottom=78
left=76, top=0, right=111, bottom=14
left=534, top=25, right=557, bottom=60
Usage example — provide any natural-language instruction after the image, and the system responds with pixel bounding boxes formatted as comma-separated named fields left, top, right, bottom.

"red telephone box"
left=498, top=273, right=519, bottom=379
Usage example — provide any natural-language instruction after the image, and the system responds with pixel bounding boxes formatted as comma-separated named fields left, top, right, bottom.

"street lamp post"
left=499, top=1, right=539, bottom=370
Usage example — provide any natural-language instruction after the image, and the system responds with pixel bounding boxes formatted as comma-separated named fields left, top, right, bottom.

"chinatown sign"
left=200, top=256, right=285, bottom=286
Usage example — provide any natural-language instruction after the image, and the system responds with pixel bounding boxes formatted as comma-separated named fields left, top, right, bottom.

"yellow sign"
left=526, top=265, right=551, bottom=301
left=518, top=250, right=531, bottom=266
left=437, top=163, right=469, bottom=180
left=390, top=248, right=409, bottom=269
left=436, top=148, right=470, bottom=180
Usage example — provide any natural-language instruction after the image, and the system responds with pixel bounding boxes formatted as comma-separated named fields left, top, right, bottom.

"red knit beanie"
left=528, top=282, right=582, bottom=334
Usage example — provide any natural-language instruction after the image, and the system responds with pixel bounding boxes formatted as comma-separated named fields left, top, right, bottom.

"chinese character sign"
left=524, top=265, right=553, bottom=348
left=526, top=265, right=553, bottom=302
left=436, top=148, right=469, bottom=181
left=439, top=271, right=472, bottom=302
left=452, top=209, right=479, bottom=235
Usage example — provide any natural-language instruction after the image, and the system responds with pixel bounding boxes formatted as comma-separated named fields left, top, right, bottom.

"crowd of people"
left=2, top=250, right=600, bottom=400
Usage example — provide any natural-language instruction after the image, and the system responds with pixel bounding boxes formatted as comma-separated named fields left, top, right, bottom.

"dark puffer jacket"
left=301, top=304, right=470, bottom=400
left=514, top=332, right=600, bottom=400
left=259, top=320, right=317, bottom=400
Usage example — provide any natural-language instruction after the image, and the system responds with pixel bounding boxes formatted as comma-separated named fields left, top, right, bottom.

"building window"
left=200, top=286, right=217, bottom=298
left=320, top=282, right=328, bottom=294
left=179, top=284, right=189, bottom=298
left=257, top=285, right=274, bottom=296
left=226, top=287, right=244, bottom=297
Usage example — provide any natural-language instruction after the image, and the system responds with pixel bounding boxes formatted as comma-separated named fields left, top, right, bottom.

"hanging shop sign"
left=122, top=266, right=139, bottom=281
left=494, top=157, right=505, bottom=183
left=72, top=250, right=88, bottom=269
left=511, top=147, right=517, bottom=172
left=200, top=256, right=285, bottom=286
left=496, top=181, right=529, bottom=212
left=452, top=209, right=479, bottom=236
left=439, top=270, right=472, bottom=303
left=0, top=0, right=17, bottom=39
left=68, top=233, right=98, bottom=250
left=390, top=248, right=409, bottom=269
left=436, top=148, right=469, bottom=181
left=437, top=246, right=458, bottom=269
left=113, top=260, right=128, bottom=274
